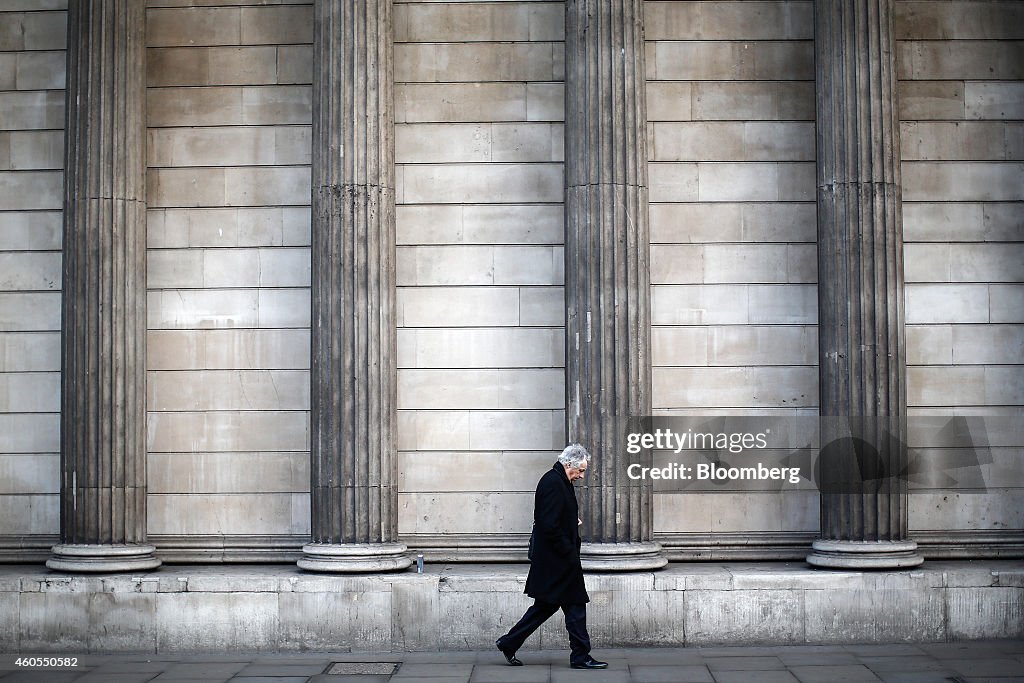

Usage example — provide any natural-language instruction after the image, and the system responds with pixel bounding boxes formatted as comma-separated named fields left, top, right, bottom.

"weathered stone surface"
left=398, top=492, right=533, bottom=535
left=19, top=591, right=89, bottom=651
left=279, top=590, right=391, bottom=651
left=156, top=592, right=279, bottom=652
left=0, top=454, right=58, bottom=494
left=0, top=413, right=58, bottom=452
left=302, top=0, right=408, bottom=571
left=396, top=43, right=560, bottom=82
left=397, top=245, right=562, bottom=286
left=0, top=91, right=64, bottom=130
left=147, top=410, right=309, bottom=453
left=147, top=328, right=310, bottom=370
left=149, top=452, right=308, bottom=494
left=147, top=85, right=311, bottom=127
left=398, top=369, right=563, bottom=410
left=0, top=170, right=61, bottom=209
left=392, top=577, right=441, bottom=652
left=805, top=586, right=946, bottom=642
left=399, top=451, right=554, bottom=493
left=687, top=589, right=804, bottom=644
left=650, top=203, right=815, bottom=244
left=897, top=1, right=1024, bottom=40
left=400, top=163, right=563, bottom=203
left=946, top=586, right=1024, bottom=639
left=812, top=0, right=920, bottom=567
left=149, top=493, right=309, bottom=536
left=0, top=10, right=65, bottom=50
left=990, top=284, right=1024, bottom=323
left=395, top=2, right=562, bottom=42
left=1, top=564, right=1022, bottom=651
left=397, top=287, right=521, bottom=327
left=148, top=207, right=310, bottom=248
left=965, top=82, right=1024, bottom=120
left=565, top=0, right=651, bottom=565
left=898, top=41, right=1024, bottom=80
left=646, top=1, right=811, bottom=41
left=654, top=367, right=817, bottom=409
left=88, top=592, right=157, bottom=652
left=0, top=130, right=63, bottom=170
left=653, top=42, right=813, bottom=80
left=653, top=122, right=814, bottom=161
left=905, top=284, right=990, bottom=324
left=398, top=328, right=563, bottom=368
left=0, top=493, right=57, bottom=535
left=148, top=369, right=309, bottom=411
left=655, top=492, right=818, bottom=534
left=910, top=491, right=1024, bottom=531
left=149, top=126, right=310, bottom=167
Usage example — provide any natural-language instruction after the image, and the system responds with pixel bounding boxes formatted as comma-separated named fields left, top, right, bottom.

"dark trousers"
left=498, top=600, right=592, bottom=665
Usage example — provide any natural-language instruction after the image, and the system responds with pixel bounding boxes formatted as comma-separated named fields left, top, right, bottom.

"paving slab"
left=392, top=662, right=474, bottom=678
left=1, top=641, right=1023, bottom=682
left=628, top=663, right=713, bottom=682
left=712, top=671, right=800, bottom=683
left=469, top=664, right=550, bottom=682
left=778, top=653, right=862, bottom=666
left=856, top=656, right=955, bottom=673
left=550, top=669, right=631, bottom=683
left=307, top=676, right=391, bottom=683
left=156, top=662, right=249, bottom=678
left=789, top=664, right=884, bottom=683
left=67, top=674, right=159, bottom=683
left=0, top=675, right=87, bottom=683
left=947, top=658, right=1024, bottom=676
left=872, top=673, right=958, bottom=683
left=234, top=664, right=328, bottom=676
left=704, top=655, right=786, bottom=671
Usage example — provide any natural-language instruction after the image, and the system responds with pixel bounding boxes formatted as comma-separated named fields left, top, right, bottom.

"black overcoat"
left=524, top=462, right=589, bottom=605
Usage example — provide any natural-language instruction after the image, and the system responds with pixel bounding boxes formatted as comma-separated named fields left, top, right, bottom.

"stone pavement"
left=1, top=641, right=1023, bottom=683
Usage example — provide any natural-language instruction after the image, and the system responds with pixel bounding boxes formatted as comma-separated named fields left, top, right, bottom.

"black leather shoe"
left=570, top=657, right=608, bottom=669
left=495, top=639, right=523, bottom=666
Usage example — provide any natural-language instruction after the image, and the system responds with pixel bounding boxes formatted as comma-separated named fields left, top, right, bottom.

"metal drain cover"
left=325, top=662, right=399, bottom=675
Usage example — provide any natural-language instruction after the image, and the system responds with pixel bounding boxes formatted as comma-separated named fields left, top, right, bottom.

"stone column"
left=48, top=0, right=159, bottom=573
left=299, top=0, right=410, bottom=572
left=808, top=0, right=923, bottom=569
left=564, top=0, right=666, bottom=571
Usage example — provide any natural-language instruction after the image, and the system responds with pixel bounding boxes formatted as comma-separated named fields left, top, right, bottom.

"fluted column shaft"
left=300, top=0, right=409, bottom=572
left=809, top=0, right=922, bottom=568
left=564, top=0, right=665, bottom=571
left=49, top=0, right=159, bottom=573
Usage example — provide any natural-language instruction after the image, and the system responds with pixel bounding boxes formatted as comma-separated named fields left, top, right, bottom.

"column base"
left=46, top=544, right=161, bottom=573
left=580, top=541, right=668, bottom=571
left=298, top=542, right=412, bottom=573
left=807, top=540, right=924, bottom=569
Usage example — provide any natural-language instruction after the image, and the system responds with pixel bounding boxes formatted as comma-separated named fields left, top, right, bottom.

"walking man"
left=496, top=444, right=608, bottom=670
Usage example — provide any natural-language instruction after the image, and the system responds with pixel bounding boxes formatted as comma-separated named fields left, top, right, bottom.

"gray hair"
left=558, top=443, right=590, bottom=469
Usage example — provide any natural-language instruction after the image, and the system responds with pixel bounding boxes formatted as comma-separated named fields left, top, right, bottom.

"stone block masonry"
left=0, top=562, right=1019, bottom=652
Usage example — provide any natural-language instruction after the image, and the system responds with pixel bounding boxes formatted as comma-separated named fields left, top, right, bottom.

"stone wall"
left=393, top=0, right=567, bottom=554
left=0, top=0, right=1020, bottom=562
left=0, top=0, right=66, bottom=554
left=1, top=562, right=1020, bottom=651
left=144, top=1, right=314, bottom=558
left=644, top=1, right=821, bottom=551
left=896, top=0, right=1024, bottom=550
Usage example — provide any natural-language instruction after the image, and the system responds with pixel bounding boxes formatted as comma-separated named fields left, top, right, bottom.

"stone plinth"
left=1, top=562, right=1020, bottom=652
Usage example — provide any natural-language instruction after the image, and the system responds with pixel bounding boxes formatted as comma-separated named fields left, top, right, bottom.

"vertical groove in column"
left=565, top=0, right=664, bottom=571
left=302, top=0, right=408, bottom=572
left=810, top=0, right=921, bottom=569
left=50, top=0, right=158, bottom=573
